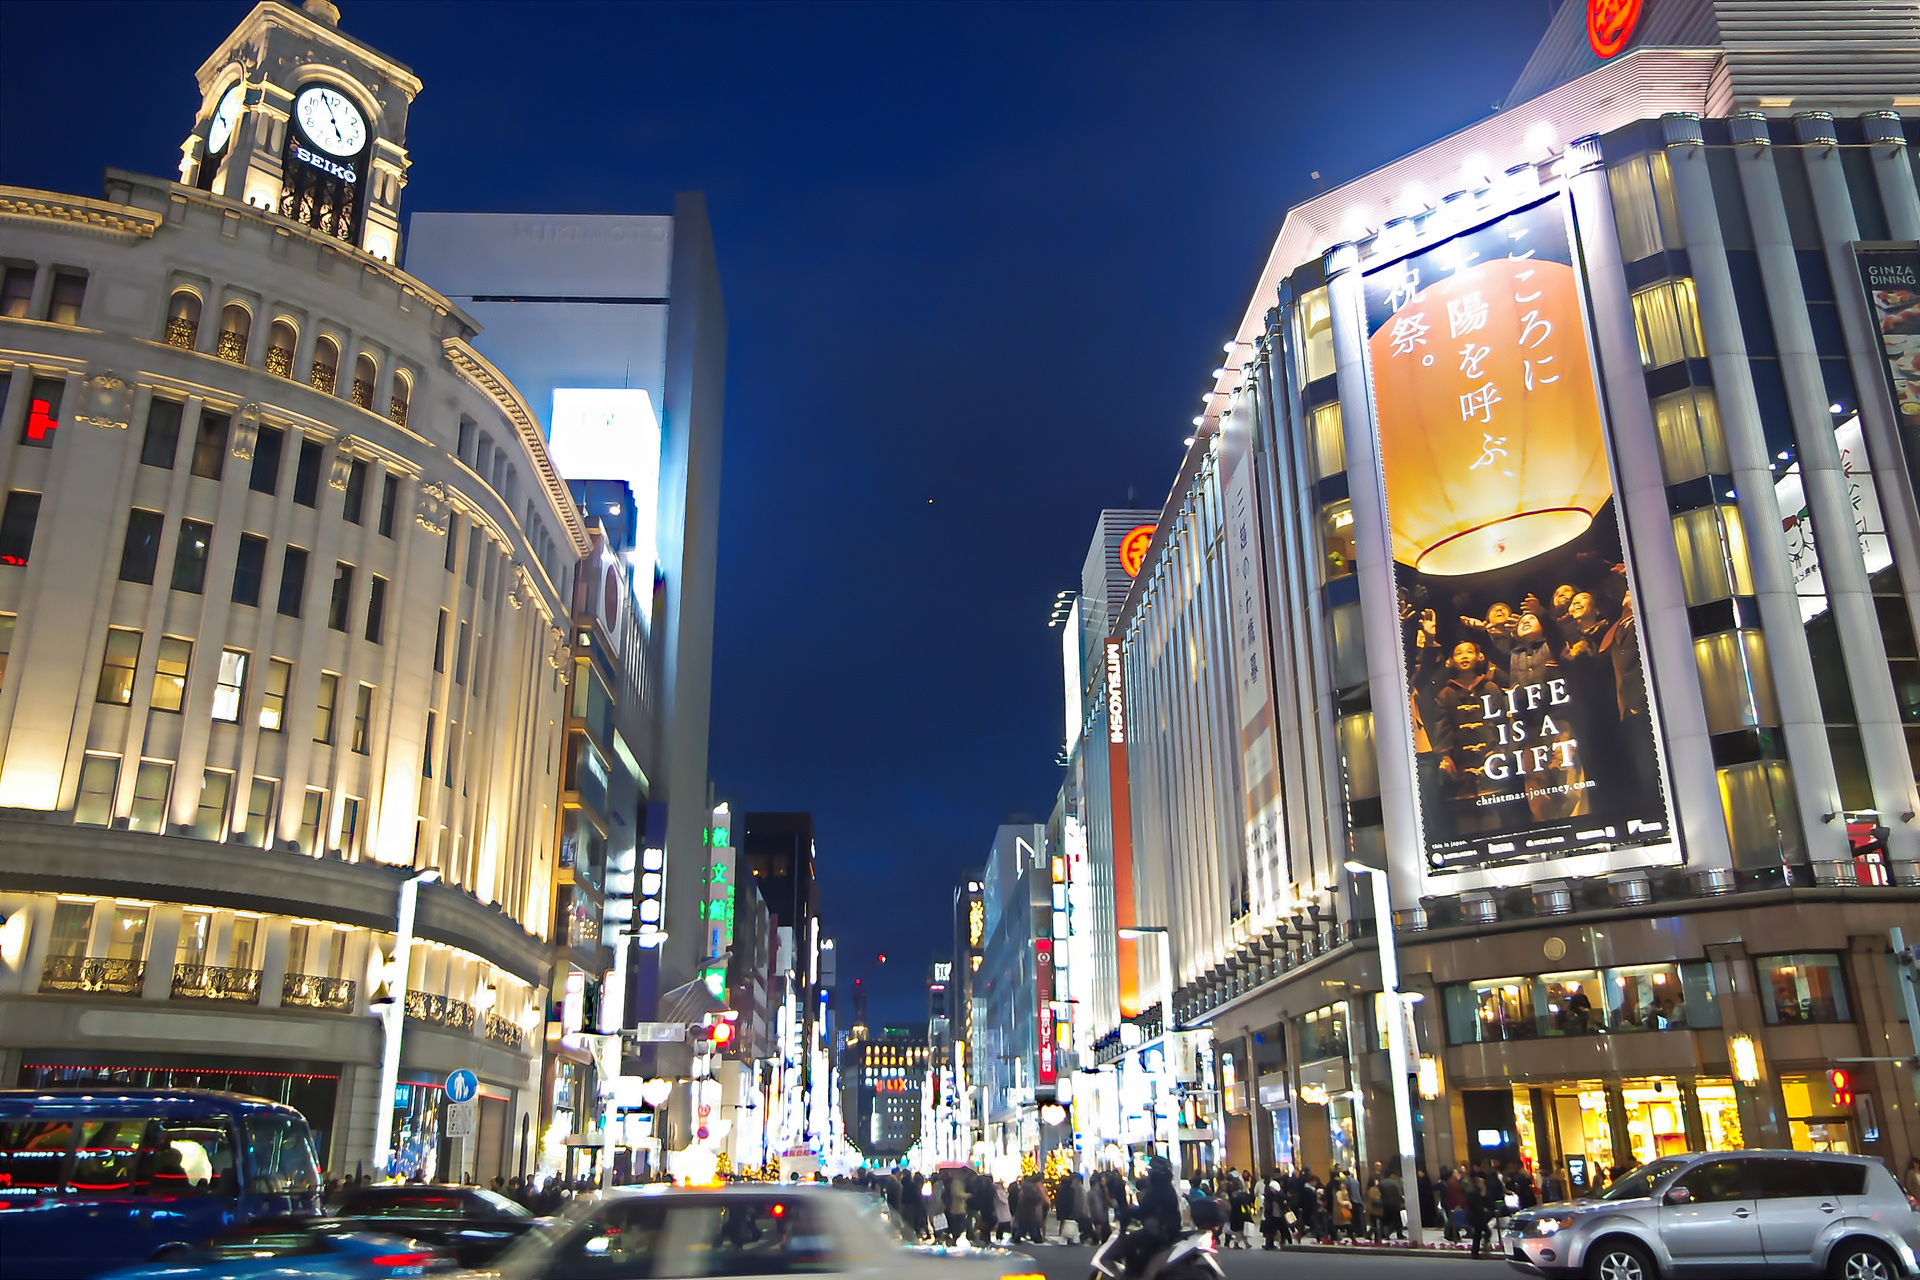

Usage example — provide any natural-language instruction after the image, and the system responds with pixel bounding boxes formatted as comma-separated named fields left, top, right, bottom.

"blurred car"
left=98, top=1216, right=451, bottom=1280
left=471, top=1183, right=1041, bottom=1280
left=327, top=1184, right=545, bottom=1266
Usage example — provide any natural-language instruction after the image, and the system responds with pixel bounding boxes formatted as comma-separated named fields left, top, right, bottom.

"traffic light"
left=1827, top=1067, right=1853, bottom=1109
left=711, top=1019, right=735, bottom=1048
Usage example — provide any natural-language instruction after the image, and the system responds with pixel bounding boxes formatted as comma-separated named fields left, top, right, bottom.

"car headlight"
left=1529, top=1215, right=1578, bottom=1237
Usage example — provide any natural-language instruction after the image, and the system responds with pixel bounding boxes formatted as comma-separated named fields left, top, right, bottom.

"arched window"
left=351, top=352, right=377, bottom=409
left=310, top=336, right=340, bottom=394
left=266, top=319, right=297, bottom=378
left=389, top=370, right=412, bottom=427
left=166, top=290, right=201, bottom=350
left=216, top=303, right=250, bottom=364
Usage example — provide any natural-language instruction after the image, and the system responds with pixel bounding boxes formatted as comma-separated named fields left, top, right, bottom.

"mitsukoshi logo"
left=1587, top=0, right=1642, bottom=58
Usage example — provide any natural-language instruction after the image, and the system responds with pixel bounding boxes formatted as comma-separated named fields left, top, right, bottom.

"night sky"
left=1, top=0, right=1553, bottom=1024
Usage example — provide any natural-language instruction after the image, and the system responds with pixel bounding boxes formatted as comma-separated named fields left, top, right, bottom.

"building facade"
left=0, top=0, right=586, bottom=1180
left=1079, top=0, right=1920, bottom=1185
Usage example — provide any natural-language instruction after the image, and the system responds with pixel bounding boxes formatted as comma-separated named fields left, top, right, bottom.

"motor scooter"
left=1087, top=1199, right=1226, bottom=1280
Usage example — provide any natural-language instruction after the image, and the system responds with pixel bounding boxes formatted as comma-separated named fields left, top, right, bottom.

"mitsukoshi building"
left=1083, top=0, right=1920, bottom=1185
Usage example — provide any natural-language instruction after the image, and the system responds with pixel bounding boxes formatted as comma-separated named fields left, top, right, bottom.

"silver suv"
left=1503, top=1150, right=1920, bottom=1280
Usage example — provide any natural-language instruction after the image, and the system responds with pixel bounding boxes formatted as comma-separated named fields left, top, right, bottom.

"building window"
left=22, top=376, right=62, bottom=447
left=293, top=440, right=322, bottom=507
left=265, top=319, right=296, bottom=377
left=0, top=613, right=13, bottom=692
left=0, top=491, right=39, bottom=566
left=1695, top=630, right=1781, bottom=734
left=165, top=289, right=201, bottom=348
left=455, top=621, right=470, bottom=685
left=1607, top=152, right=1685, bottom=262
left=327, top=563, right=354, bottom=631
left=433, top=609, right=448, bottom=672
left=150, top=637, right=191, bottom=713
left=97, top=629, right=142, bottom=705
left=378, top=474, right=398, bottom=537
left=343, top=459, right=368, bottom=524
left=351, top=352, right=376, bottom=410
left=1672, top=505, right=1755, bottom=605
left=260, top=658, right=291, bottom=731
left=232, top=534, right=267, bottom=606
left=1719, top=759, right=1807, bottom=869
left=390, top=372, right=411, bottom=426
left=0, top=265, right=34, bottom=317
left=191, top=411, right=229, bottom=480
left=1320, top=499, right=1356, bottom=581
left=46, top=272, right=85, bottom=325
left=423, top=711, right=436, bottom=777
left=244, top=779, right=275, bottom=848
left=141, top=398, right=183, bottom=468
left=314, top=673, right=338, bottom=744
left=277, top=547, right=308, bottom=616
left=351, top=683, right=373, bottom=754
left=170, top=519, right=212, bottom=593
left=298, top=789, right=325, bottom=854
left=1756, top=954, right=1852, bottom=1024
left=445, top=721, right=459, bottom=788
left=1297, top=286, right=1335, bottom=383
left=310, top=337, right=339, bottom=395
left=211, top=649, right=247, bottom=722
left=465, top=526, right=482, bottom=587
left=1631, top=278, right=1706, bottom=369
left=340, top=796, right=361, bottom=856
left=1309, top=401, right=1345, bottom=479
left=118, top=509, right=164, bottom=584
left=215, top=303, right=250, bottom=363
left=445, top=516, right=460, bottom=572
left=74, top=755, right=119, bottom=826
left=248, top=425, right=283, bottom=494
left=1297, top=1002, right=1349, bottom=1061
left=1649, top=387, right=1729, bottom=484
left=128, top=760, right=172, bottom=833
left=365, top=576, right=387, bottom=643
left=191, top=770, right=231, bottom=840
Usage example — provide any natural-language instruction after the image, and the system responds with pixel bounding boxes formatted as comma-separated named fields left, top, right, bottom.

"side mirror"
left=1664, top=1186, right=1691, bottom=1205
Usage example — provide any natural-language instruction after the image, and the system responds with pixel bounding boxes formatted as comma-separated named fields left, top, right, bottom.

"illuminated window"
left=48, top=901, right=93, bottom=958
left=244, top=779, right=275, bottom=847
left=299, top=789, right=325, bottom=854
left=21, top=376, right=62, bottom=448
left=1695, top=630, right=1780, bottom=734
left=1607, top=152, right=1685, bottom=262
left=128, top=761, right=172, bottom=833
left=171, top=519, right=213, bottom=593
left=1650, top=387, right=1729, bottom=483
left=351, top=684, right=373, bottom=755
left=0, top=265, right=33, bottom=317
left=74, top=755, right=119, bottom=827
left=310, top=337, right=339, bottom=395
left=1320, top=499, right=1356, bottom=581
left=141, top=398, right=183, bottom=468
left=266, top=319, right=296, bottom=377
left=1631, top=278, right=1706, bottom=369
left=314, top=674, right=338, bottom=745
left=166, top=289, right=202, bottom=347
left=215, top=302, right=250, bottom=363
left=0, top=491, right=37, bottom=565
left=119, top=509, right=163, bottom=584
left=1718, top=760, right=1807, bottom=869
left=45, top=272, right=85, bottom=325
left=1309, top=401, right=1345, bottom=479
left=97, top=629, right=143, bottom=705
left=327, top=563, right=354, bottom=631
left=1297, top=287, right=1336, bottom=383
left=351, top=353, right=376, bottom=410
left=232, top=534, right=267, bottom=607
left=1755, top=954, right=1851, bottom=1025
left=211, top=649, right=247, bottom=722
left=151, top=638, right=191, bottom=713
left=190, top=411, right=228, bottom=480
left=259, top=659, right=291, bottom=731
left=1671, top=505, right=1755, bottom=604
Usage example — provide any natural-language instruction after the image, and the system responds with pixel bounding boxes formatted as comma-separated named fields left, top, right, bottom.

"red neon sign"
left=1119, top=524, right=1156, bottom=578
left=1587, top=0, right=1642, bottom=58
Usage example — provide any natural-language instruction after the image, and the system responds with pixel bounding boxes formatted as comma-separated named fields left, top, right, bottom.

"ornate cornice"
left=440, top=335, right=591, bottom=559
left=0, top=188, right=161, bottom=241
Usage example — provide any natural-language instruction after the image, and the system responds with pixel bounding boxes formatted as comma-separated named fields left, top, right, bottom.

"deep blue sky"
left=1, top=0, right=1555, bottom=1024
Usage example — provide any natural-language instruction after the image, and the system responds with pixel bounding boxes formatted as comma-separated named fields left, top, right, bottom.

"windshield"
left=1599, top=1157, right=1690, bottom=1201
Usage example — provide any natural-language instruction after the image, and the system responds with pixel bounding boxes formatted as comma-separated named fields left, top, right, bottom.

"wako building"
left=0, top=0, right=587, bottom=1179
left=1089, top=0, right=1920, bottom=1184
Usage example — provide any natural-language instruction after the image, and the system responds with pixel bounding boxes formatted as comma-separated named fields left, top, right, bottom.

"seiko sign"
left=292, top=141, right=357, bottom=184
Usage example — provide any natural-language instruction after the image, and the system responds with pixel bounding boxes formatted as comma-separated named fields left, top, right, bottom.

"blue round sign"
left=445, top=1069, right=478, bottom=1104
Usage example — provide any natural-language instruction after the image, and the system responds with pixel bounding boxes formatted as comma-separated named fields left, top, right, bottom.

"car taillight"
left=370, top=1252, right=434, bottom=1267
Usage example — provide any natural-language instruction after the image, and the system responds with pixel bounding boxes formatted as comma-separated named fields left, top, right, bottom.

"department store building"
left=1092, top=0, right=1920, bottom=1186
left=0, top=0, right=585, bottom=1179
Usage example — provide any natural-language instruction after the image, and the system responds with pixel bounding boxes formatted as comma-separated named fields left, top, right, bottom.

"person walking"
left=1330, top=1171, right=1353, bottom=1242
left=1464, top=1163, right=1493, bottom=1259
left=1380, top=1164, right=1405, bottom=1241
left=1443, top=1166, right=1466, bottom=1243
left=993, top=1178, right=1014, bottom=1242
left=1365, top=1174, right=1384, bottom=1243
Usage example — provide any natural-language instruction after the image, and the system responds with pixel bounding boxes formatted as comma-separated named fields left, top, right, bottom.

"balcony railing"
left=350, top=378, right=373, bottom=409
left=310, top=362, right=337, bottom=394
left=171, top=963, right=261, bottom=1004
left=39, top=956, right=144, bottom=996
left=164, top=317, right=198, bottom=350
left=282, top=972, right=356, bottom=1011
left=406, top=990, right=476, bottom=1032
left=389, top=397, right=408, bottom=427
left=485, top=1012, right=523, bottom=1050
left=265, top=345, right=294, bottom=378
left=214, top=329, right=247, bottom=363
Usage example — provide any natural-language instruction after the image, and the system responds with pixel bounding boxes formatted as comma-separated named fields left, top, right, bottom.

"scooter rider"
left=1118, top=1158, right=1184, bottom=1276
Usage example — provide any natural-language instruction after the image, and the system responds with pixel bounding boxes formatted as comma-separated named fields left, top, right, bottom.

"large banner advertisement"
left=1363, top=194, right=1671, bottom=875
left=1854, top=246, right=1920, bottom=473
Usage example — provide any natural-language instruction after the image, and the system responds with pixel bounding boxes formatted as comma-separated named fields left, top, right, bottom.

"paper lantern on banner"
left=1370, top=257, right=1613, bottom=576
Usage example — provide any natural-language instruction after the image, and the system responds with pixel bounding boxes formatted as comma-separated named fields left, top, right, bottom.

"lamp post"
left=1345, top=861, right=1427, bottom=1247
left=372, top=867, right=439, bottom=1178
left=1117, top=925, right=1179, bottom=1180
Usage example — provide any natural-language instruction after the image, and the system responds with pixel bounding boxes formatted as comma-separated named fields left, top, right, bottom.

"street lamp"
left=1345, top=861, right=1427, bottom=1247
left=372, top=867, right=439, bottom=1178
left=1117, top=925, right=1179, bottom=1179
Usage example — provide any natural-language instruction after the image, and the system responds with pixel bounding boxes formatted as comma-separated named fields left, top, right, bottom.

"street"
left=1018, top=1244, right=1514, bottom=1280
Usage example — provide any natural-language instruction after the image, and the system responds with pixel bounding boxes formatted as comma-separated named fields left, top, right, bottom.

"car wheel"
left=1586, top=1239, right=1656, bottom=1280
left=1829, top=1240, right=1898, bottom=1280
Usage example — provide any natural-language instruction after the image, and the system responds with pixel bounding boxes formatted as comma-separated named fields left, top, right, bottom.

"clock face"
left=206, top=84, right=243, bottom=156
left=294, top=85, right=367, bottom=158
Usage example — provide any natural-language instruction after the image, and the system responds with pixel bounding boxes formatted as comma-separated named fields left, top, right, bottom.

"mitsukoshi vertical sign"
left=1362, top=194, right=1671, bottom=875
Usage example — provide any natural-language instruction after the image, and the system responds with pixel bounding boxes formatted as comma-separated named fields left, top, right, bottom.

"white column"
left=142, top=906, right=183, bottom=1001
left=259, top=918, right=290, bottom=1009
left=1861, top=113, right=1920, bottom=241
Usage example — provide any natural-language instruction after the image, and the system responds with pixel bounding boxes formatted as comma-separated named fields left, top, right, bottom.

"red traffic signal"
left=1828, top=1067, right=1853, bottom=1108
left=709, top=1019, right=735, bottom=1048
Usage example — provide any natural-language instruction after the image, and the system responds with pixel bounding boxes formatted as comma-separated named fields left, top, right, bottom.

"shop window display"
left=1755, top=953, right=1851, bottom=1024
left=1444, top=963, right=1718, bottom=1044
left=1620, top=1077, right=1689, bottom=1163
left=1781, top=1074, right=1855, bottom=1154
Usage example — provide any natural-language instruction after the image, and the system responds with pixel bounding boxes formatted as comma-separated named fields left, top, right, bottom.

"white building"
left=0, top=0, right=588, bottom=1180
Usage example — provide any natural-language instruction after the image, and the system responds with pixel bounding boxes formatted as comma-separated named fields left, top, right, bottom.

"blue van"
left=0, top=1089, right=322, bottom=1279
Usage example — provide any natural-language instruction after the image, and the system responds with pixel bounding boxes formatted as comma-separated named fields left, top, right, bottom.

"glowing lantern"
left=1370, top=256, right=1612, bottom=576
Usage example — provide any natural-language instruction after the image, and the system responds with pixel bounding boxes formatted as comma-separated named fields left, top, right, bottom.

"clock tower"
left=180, top=0, right=420, bottom=264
